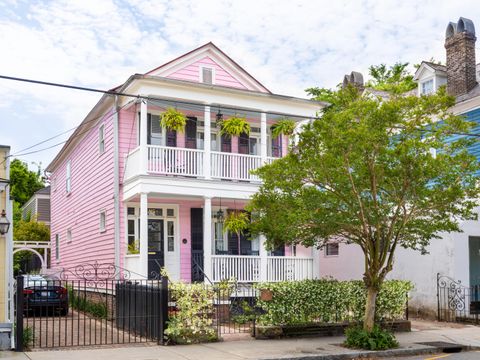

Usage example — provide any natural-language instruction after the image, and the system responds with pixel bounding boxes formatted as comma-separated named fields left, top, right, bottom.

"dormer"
left=145, top=42, right=271, bottom=93
left=414, top=61, right=447, bottom=96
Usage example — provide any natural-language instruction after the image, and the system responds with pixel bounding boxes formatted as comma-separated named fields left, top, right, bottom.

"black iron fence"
left=437, top=273, right=480, bottom=323
left=15, top=263, right=169, bottom=351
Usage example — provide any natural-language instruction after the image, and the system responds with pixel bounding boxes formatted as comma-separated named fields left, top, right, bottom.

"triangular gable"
left=414, top=62, right=441, bottom=81
left=145, top=42, right=271, bottom=93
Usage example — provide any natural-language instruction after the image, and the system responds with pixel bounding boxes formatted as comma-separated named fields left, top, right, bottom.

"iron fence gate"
left=437, top=273, right=480, bottom=323
left=15, top=263, right=168, bottom=351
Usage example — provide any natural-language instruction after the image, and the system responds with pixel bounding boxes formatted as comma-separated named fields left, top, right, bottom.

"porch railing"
left=211, top=255, right=314, bottom=283
left=267, top=256, right=314, bottom=282
left=147, top=145, right=204, bottom=176
left=211, top=255, right=261, bottom=283
left=211, top=152, right=262, bottom=181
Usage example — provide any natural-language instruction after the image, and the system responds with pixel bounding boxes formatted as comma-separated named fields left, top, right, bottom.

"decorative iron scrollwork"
left=437, top=274, right=466, bottom=312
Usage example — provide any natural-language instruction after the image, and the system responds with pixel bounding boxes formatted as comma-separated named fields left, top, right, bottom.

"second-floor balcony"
left=124, top=145, right=276, bottom=182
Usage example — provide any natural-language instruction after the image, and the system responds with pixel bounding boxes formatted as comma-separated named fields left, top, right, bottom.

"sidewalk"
left=2, top=320, right=479, bottom=360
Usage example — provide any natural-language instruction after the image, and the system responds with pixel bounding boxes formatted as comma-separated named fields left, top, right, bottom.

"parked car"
left=23, top=275, right=69, bottom=316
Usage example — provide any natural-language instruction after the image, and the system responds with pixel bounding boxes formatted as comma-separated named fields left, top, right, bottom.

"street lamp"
left=0, top=210, right=10, bottom=235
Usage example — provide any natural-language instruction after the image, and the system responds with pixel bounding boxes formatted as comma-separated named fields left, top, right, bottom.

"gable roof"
left=414, top=61, right=447, bottom=80
left=145, top=42, right=271, bottom=93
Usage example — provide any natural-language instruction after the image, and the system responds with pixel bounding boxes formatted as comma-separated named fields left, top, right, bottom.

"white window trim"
left=99, top=209, right=107, bottom=233
left=66, top=229, right=72, bottom=244
left=65, top=160, right=71, bottom=194
left=99, top=124, right=105, bottom=154
left=200, top=66, right=215, bottom=85
left=324, top=243, right=339, bottom=257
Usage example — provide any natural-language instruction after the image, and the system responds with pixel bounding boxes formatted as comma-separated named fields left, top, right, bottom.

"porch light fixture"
left=0, top=210, right=10, bottom=235
left=216, top=198, right=225, bottom=224
left=216, top=109, right=223, bottom=122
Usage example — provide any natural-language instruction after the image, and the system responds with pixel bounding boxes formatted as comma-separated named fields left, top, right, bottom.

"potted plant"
left=128, top=240, right=140, bottom=255
left=271, top=118, right=295, bottom=139
left=224, top=211, right=249, bottom=238
left=160, top=107, right=187, bottom=132
left=219, top=116, right=251, bottom=137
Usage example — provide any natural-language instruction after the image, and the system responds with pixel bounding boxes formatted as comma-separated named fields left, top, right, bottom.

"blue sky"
left=1, top=0, right=480, bottom=171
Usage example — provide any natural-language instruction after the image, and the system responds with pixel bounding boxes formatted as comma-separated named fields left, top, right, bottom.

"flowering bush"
left=254, top=279, right=412, bottom=326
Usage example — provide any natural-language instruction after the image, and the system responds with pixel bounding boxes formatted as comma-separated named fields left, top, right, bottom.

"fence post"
left=15, top=276, right=24, bottom=352
left=436, top=273, right=440, bottom=321
left=159, top=276, right=169, bottom=345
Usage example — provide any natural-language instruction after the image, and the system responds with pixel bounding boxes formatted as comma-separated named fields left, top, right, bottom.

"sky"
left=1, top=0, right=480, bottom=172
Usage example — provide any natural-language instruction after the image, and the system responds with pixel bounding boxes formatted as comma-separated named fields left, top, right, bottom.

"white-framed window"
left=127, top=207, right=138, bottom=254
left=99, top=210, right=106, bottom=232
left=214, top=220, right=225, bottom=252
left=99, top=124, right=105, bottom=154
left=66, top=229, right=72, bottom=243
left=55, top=234, right=60, bottom=260
left=325, top=243, right=339, bottom=256
left=51, top=177, right=57, bottom=192
left=200, top=66, right=214, bottom=84
left=65, top=160, right=71, bottom=194
left=421, top=79, right=434, bottom=95
left=167, top=220, right=175, bottom=252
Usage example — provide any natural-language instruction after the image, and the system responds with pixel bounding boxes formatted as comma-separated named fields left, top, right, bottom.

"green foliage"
left=219, top=116, right=250, bottom=137
left=14, top=219, right=50, bottom=274
left=344, top=325, right=398, bottom=350
left=306, top=87, right=338, bottom=103
left=23, top=325, right=34, bottom=350
left=232, top=300, right=256, bottom=324
left=248, top=81, right=480, bottom=330
left=68, top=288, right=107, bottom=319
left=271, top=119, right=296, bottom=139
left=165, top=282, right=218, bottom=344
left=160, top=107, right=187, bottom=132
left=10, top=159, right=44, bottom=206
left=127, top=240, right=139, bottom=254
left=254, top=280, right=412, bottom=326
left=365, top=62, right=417, bottom=93
left=224, top=211, right=249, bottom=238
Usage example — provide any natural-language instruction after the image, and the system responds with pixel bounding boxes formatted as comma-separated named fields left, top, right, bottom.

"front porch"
left=122, top=194, right=320, bottom=283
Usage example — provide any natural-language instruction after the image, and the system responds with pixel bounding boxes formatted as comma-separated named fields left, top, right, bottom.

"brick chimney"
left=342, top=71, right=364, bottom=91
left=445, top=17, right=477, bottom=97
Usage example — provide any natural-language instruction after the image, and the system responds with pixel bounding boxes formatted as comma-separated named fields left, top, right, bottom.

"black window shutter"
left=190, top=208, right=203, bottom=251
left=185, top=117, right=197, bottom=149
left=238, top=132, right=249, bottom=154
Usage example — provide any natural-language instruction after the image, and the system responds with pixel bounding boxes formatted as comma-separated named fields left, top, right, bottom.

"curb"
left=260, top=344, right=480, bottom=360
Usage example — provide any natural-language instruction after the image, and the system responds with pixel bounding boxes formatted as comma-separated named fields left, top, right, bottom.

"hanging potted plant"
left=224, top=211, right=249, bottom=238
left=271, top=118, right=295, bottom=139
left=219, top=116, right=251, bottom=137
left=160, top=107, right=187, bottom=132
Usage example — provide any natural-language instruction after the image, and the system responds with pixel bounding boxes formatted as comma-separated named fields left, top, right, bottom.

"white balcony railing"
left=147, top=145, right=204, bottom=176
left=212, top=255, right=261, bottom=283
left=211, top=255, right=313, bottom=283
left=124, top=146, right=281, bottom=182
left=211, top=152, right=263, bottom=181
left=267, top=256, right=314, bottom=282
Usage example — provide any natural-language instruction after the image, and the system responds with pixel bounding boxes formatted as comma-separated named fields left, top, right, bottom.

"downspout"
left=113, top=96, right=121, bottom=275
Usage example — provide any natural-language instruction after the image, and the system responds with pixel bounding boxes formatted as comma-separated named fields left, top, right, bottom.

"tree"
left=13, top=218, right=50, bottom=274
left=248, top=85, right=480, bottom=331
left=10, top=159, right=44, bottom=207
left=365, top=62, right=417, bottom=93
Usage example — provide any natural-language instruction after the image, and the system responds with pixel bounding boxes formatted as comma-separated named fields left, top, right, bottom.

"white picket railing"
left=124, top=147, right=141, bottom=180
left=147, top=145, right=204, bottom=176
left=211, top=152, right=263, bottom=181
left=211, top=255, right=261, bottom=283
left=211, top=255, right=313, bottom=283
left=267, top=256, right=314, bottom=282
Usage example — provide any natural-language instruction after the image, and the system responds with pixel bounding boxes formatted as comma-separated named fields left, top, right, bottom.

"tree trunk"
left=363, top=286, right=379, bottom=332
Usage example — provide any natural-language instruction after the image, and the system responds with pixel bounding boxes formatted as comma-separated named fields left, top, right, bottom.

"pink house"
left=46, top=43, right=322, bottom=282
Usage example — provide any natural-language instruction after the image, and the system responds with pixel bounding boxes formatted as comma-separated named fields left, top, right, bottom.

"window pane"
left=127, top=207, right=135, bottom=216
left=128, top=219, right=135, bottom=235
left=167, top=208, right=174, bottom=217
left=326, top=243, right=339, bottom=256
left=249, top=138, right=258, bottom=155
left=211, top=133, right=217, bottom=151
left=202, top=68, right=213, bottom=84
left=197, top=131, right=205, bottom=150
left=167, top=221, right=174, bottom=236
left=148, top=208, right=162, bottom=216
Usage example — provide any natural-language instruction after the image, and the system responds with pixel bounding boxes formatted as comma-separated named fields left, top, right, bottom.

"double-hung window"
left=325, top=243, right=339, bottom=256
left=99, top=124, right=105, bottom=154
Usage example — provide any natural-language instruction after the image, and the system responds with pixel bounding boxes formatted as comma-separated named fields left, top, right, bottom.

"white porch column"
left=204, top=105, right=211, bottom=179
left=260, top=112, right=267, bottom=163
left=259, top=235, right=268, bottom=282
left=139, top=99, right=148, bottom=174
left=312, top=246, right=321, bottom=279
left=203, top=196, right=213, bottom=282
left=140, top=192, right=148, bottom=277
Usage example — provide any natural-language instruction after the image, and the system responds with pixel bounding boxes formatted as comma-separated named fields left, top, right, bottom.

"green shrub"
left=344, top=325, right=399, bottom=350
left=68, top=288, right=108, bottom=319
left=254, top=279, right=412, bottom=326
left=23, top=326, right=34, bottom=350
left=165, top=282, right=218, bottom=344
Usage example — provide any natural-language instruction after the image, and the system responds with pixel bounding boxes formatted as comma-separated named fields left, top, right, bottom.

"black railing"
left=191, top=250, right=204, bottom=282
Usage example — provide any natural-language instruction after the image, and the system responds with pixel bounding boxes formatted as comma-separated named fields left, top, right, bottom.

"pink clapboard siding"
left=167, top=56, right=249, bottom=90
left=50, top=108, right=116, bottom=270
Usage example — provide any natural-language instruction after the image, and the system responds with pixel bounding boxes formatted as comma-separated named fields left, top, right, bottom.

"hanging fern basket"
left=271, top=118, right=295, bottom=139
left=224, top=211, right=249, bottom=237
left=219, top=116, right=251, bottom=137
left=160, top=107, right=187, bottom=132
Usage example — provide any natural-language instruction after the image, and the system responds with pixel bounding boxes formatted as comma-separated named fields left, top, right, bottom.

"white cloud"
left=1, top=0, right=480, bottom=167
